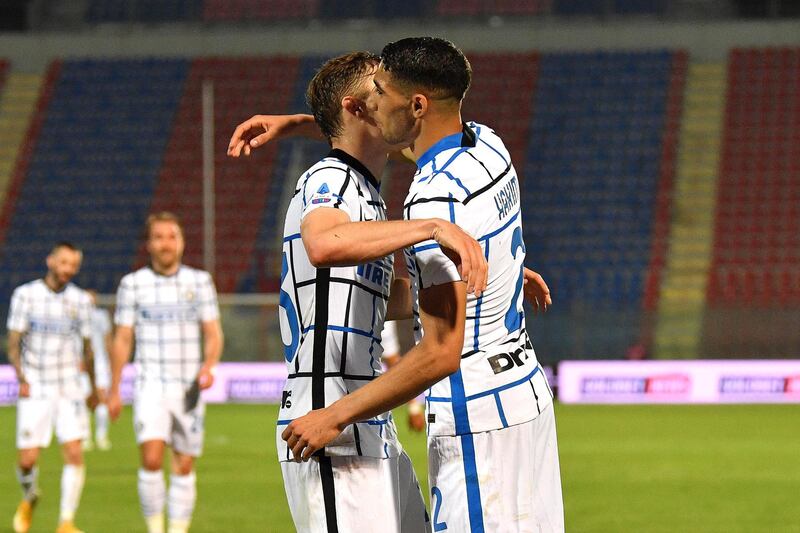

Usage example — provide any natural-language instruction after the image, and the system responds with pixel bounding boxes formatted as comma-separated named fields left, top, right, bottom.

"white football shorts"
left=133, top=390, right=205, bottom=457
left=16, top=394, right=89, bottom=449
left=281, top=451, right=430, bottom=533
left=427, top=404, right=564, bottom=533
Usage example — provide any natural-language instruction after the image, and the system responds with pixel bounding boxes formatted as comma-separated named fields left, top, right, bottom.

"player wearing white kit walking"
left=82, top=290, right=112, bottom=451
left=108, top=212, right=224, bottom=533
left=264, top=52, right=487, bottom=533
left=283, top=37, right=564, bottom=532
left=7, top=242, right=98, bottom=533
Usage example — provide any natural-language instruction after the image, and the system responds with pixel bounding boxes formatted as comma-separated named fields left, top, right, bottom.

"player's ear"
left=342, top=96, right=363, bottom=118
left=411, top=94, right=427, bottom=118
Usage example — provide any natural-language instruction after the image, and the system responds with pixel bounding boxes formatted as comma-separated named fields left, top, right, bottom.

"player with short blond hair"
left=108, top=212, right=223, bottom=533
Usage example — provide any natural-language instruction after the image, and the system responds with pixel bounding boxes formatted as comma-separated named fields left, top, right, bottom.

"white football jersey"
left=114, top=265, right=219, bottom=395
left=405, top=122, right=553, bottom=437
left=6, top=279, right=91, bottom=398
left=277, top=149, right=400, bottom=461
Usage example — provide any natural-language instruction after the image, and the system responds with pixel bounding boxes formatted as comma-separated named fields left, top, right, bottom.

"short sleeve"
left=98, top=309, right=112, bottom=335
left=197, top=272, right=220, bottom=322
left=114, top=275, right=136, bottom=327
left=300, top=166, right=359, bottom=221
left=6, top=287, right=29, bottom=332
left=406, top=196, right=464, bottom=289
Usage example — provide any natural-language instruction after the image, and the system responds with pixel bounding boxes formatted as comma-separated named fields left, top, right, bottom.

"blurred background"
left=2, top=0, right=799, bottom=367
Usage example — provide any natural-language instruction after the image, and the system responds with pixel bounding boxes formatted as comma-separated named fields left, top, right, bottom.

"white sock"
left=95, top=404, right=110, bottom=441
left=16, top=466, right=38, bottom=501
left=138, top=468, right=166, bottom=532
left=167, top=472, right=196, bottom=532
left=59, top=464, right=85, bottom=523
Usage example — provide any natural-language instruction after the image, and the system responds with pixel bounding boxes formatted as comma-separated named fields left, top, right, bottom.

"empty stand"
left=702, top=47, right=800, bottom=357
left=144, top=57, right=300, bottom=293
left=203, top=0, right=319, bottom=22
left=0, top=59, right=188, bottom=301
left=87, top=0, right=203, bottom=22
left=522, top=51, right=678, bottom=361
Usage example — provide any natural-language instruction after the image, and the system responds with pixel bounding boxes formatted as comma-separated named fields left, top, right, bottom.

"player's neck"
left=151, top=261, right=180, bottom=277
left=43, top=272, right=66, bottom=292
left=411, top=110, right=463, bottom=161
left=331, top=137, right=387, bottom=182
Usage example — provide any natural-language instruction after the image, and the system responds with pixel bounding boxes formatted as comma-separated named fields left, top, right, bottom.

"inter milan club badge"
left=67, top=306, right=78, bottom=319
left=184, top=290, right=195, bottom=302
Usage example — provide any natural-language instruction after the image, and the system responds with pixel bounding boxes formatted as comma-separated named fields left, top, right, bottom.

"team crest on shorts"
left=22, top=429, right=31, bottom=439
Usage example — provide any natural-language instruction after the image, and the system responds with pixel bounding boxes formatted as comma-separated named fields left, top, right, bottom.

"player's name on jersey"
left=138, top=303, right=199, bottom=322
left=493, top=174, right=520, bottom=221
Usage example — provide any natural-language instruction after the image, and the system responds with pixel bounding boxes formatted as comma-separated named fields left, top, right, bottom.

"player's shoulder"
left=119, top=267, right=150, bottom=286
left=178, top=265, right=214, bottom=285
left=302, top=154, right=354, bottom=184
left=10, top=279, right=39, bottom=299
left=66, top=283, right=91, bottom=303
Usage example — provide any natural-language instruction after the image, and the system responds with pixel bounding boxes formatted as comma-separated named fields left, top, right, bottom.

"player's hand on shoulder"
left=227, top=114, right=315, bottom=157
left=282, top=408, right=343, bottom=462
left=523, top=267, right=551, bottom=313
left=431, top=219, right=488, bottom=297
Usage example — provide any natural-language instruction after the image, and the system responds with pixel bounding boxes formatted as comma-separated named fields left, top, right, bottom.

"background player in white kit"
left=7, top=242, right=98, bottom=533
left=283, top=37, right=565, bottom=532
left=108, top=212, right=224, bottom=533
left=81, top=289, right=112, bottom=451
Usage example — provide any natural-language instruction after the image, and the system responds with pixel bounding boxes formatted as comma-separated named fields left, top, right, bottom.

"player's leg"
left=14, top=397, right=54, bottom=533
left=281, top=455, right=410, bottom=533
left=167, top=399, right=204, bottom=533
left=79, top=373, right=94, bottom=451
left=94, top=388, right=111, bottom=450
left=54, top=396, right=90, bottom=533
left=135, top=392, right=171, bottom=533
left=528, top=404, right=564, bottom=532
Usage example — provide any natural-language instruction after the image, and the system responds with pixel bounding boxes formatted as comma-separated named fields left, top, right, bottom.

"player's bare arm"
left=282, top=280, right=466, bottom=461
left=227, top=114, right=323, bottom=157
left=524, top=267, right=552, bottom=313
left=227, top=113, right=416, bottom=162
left=108, top=324, right=134, bottom=420
left=7, top=330, right=29, bottom=398
left=82, top=337, right=100, bottom=410
left=302, top=207, right=488, bottom=296
left=198, top=319, right=224, bottom=390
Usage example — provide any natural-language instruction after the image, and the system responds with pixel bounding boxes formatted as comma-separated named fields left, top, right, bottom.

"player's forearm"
left=327, top=340, right=460, bottom=430
left=203, top=325, right=224, bottom=367
left=109, top=333, right=132, bottom=392
left=304, top=219, right=440, bottom=268
left=7, top=332, right=23, bottom=380
left=83, top=339, right=97, bottom=389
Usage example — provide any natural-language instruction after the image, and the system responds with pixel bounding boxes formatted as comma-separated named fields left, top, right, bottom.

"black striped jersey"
left=404, top=122, right=553, bottom=438
left=277, top=149, right=400, bottom=461
left=114, top=265, right=220, bottom=395
left=6, top=279, right=92, bottom=398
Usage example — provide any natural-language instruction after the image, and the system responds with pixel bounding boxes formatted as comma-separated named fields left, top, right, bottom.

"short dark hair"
left=50, top=241, right=81, bottom=255
left=379, top=37, right=472, bottom=101
left=145, top=211, right=183, bottom=239
left=306, top=51, right=380, bottom=143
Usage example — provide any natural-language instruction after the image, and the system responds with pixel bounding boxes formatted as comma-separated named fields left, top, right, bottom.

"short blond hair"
left=145, top=211, right=183, bottom=239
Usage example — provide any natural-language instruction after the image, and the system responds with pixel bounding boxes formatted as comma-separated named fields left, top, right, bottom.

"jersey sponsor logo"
left=493, top=174, right=519, bottom=221
left=581, top=374, right=691, bottom=395
left=28, top=318, right=75, bottom=335
left=487, top=346, right=530, bottom=375
left=356, top=260, right=391, bottom=292
left=138, top=304, right=198, bottom=322
left=281, top=390, right=292, bottom=408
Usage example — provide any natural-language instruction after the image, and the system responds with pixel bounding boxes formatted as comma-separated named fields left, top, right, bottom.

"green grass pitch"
left=1, top=403, right=799, bottom=532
